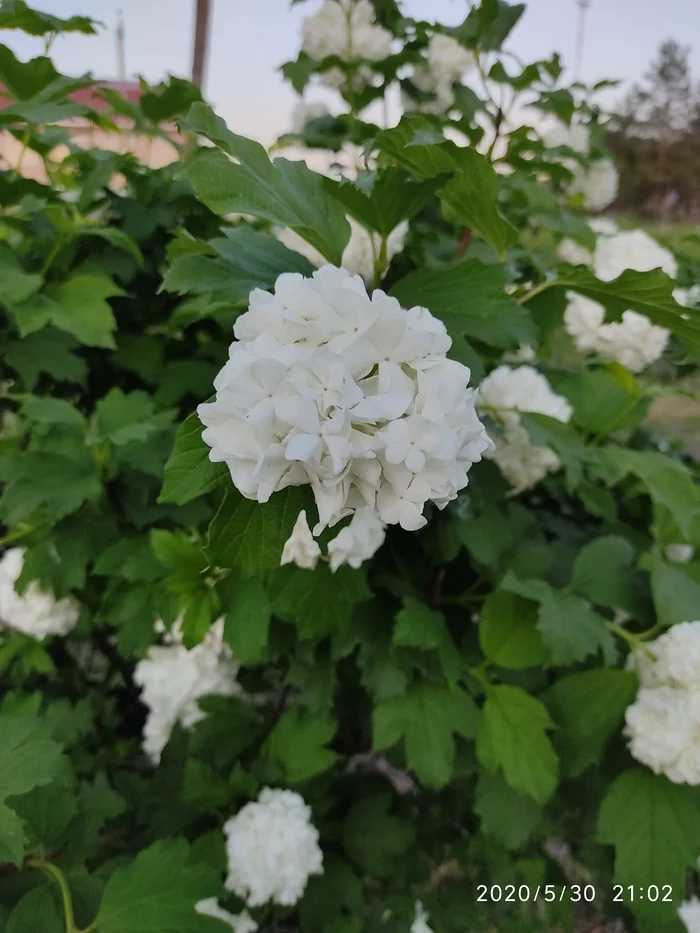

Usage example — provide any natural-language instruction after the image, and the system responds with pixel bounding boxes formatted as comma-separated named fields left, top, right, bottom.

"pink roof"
left=0, top=80, right=142, bottom=112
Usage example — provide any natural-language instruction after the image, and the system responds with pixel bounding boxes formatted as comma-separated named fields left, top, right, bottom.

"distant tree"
left=608, top=40, right=700, bottom=219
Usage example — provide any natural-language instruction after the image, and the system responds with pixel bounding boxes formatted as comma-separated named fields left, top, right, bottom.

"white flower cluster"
left=406, top=33, right=475, bottom=114
left=198, top=266, right=490, bottom=534
left=556, top=216, right=618, bottom=266
left=625, top=621, right=700, bottom=784
left=224, top=787, right=323, bottom=907
left=195, top=900, right=257, bottom=933
left=545, top=121, right=618, bottom=211
left=301, top=0, right=392, bottom=91
left=564, top=229, right=678, bottom=372
left=134, top=618, right=242, bottom=764
left=291, top=99, right=329, bottom=135
left=477, top=365, right=572, bottom=492
left=0, top=548, right=79, bottom=640
left=680, top=895, right=700, bottom=933
left=281, top=506, right=386, bottom=571
left=276, top=217, right=408, bottom=283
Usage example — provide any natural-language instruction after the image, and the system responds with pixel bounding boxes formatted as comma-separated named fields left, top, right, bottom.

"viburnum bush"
left=2, top=1, right=700, bottom=932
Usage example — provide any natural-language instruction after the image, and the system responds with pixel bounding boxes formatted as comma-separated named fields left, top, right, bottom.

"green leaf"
left=598, top=769, right=700, bottom=933
left=546, top=669, right=638, bottom=776
left=0, top=802, right=29, bottom=867
left=0, top=243, right=42, bottom=305
left=222, top=579, right=271, bottom=664
left=373, top=683, right=480, bottom=788
left=20, top=396, right=86, bottom=428
left=552, top=266, right=700, bottom=348
left=390, top=258, right=535, bottom=349
left=455, top=0, right=526, bottom=50
left=95, top=389, right=168, bottom=446
left=649, top=549, right=700, bottom=626
left=393, top=598, right=445, bottom=649
left=475, top=769, right=541, bottom=850
left=0, top=450, right=101, bottom=524
left=266, top=708, right=337, bottom=783
left=479, top=590, right=545, bottom=668
left=6, top=885, right=63, bottom=933
left=374, top=118, right=518, bottom=256
left=94, top=838, right=223, bottom=933
left=207, top=486, right=310, bottom=578
left=4, top=328, right=86, bottom=391
left=325, top=168, right=446, bottom=236
left=476, top=684, right=558, bottom=804
left=11, top=781, right=78, bottom=853
left=0, top=2, right=96, bottom=36
left=271, top=562, right=371, bottom=639
left=18, top=273, right=125, bottom=350
left=536, top=588, right=617, bottom=666
left=559, top=367, right=647, bottom=436
left=571, top=535, right=649, bottom=617
left=342, top=795, right=415, bottom=878
left=591, top=449, right=700, bottom=540
left=181, top=102, right=350, bottom=264
left=159, top=413, right=228, bottom=506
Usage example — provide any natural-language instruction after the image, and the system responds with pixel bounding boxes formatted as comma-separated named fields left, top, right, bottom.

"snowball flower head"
left=281, top=510, right=322, bottom=570
left=0, top=548, right=79, bottom=640
left=477, top=365, right=572, bottom=492
left=195, top=900, right=257, bottom=933
left=557, top=217, right=619, bottom=267
left=564, top=293, right=669, bottom=372
left=224, top=787, right=323, bottom=906
left=545, top=120, right=618, bottom=211
left=134, top=618, right=242, bottom=764
left=276, top=217, right=408, bottom=282
left=327, top=505, right=386, bottom=571
left=680, top=897, right=700, bottom=933
left=411, top=901, right=435, bottom=933
left=301, top=0, right=392, bottom=63
left=625, top=621, right=700, bottom=783
left=406, top=33, right=473, bottom=113
left=594, top=229, right=678, bottom=282
left=198, top=266, right=490, bottom=533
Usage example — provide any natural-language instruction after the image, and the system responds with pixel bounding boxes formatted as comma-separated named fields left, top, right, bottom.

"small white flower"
left=411, top=901, right=435, bottom=933
left=327, top=506, right=386, bottom=570
left=0, top=548, right=79, bottom=640
left=224, top=787, right=324, bottom=907
left=405, top=33, right=474, bottom=113
left=195, top=900, right=257, bottom=933
left=680, top=897, right=700, bottom=933
left=544, top=121, right=618, bottom=211
left=281, top=511, right=322, bottom=570
left=134, top=618, right=242, bottom=764
left=665, top=543, right=694, bottom=564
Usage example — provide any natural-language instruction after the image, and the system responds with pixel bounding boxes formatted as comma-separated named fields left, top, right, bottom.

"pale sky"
left=3, top=0, right=700, bottom=144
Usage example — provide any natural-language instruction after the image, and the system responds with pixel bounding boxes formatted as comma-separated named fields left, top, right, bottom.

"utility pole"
left=191, top=0, right=212, bottom=90
left=574, top=0, right=590, bottom=82
left=116, top=8, right=126, bottom=81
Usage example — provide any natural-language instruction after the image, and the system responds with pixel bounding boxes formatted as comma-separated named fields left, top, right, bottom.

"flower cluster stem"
left=27, top=859, right=94, bottom=933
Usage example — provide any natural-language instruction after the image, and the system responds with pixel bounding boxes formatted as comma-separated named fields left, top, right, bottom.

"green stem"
left=0, top=523, right=35, bottom=548
left=371, top=235, right=388, bottom=290
left=27, top=859, right=94, bottom=933
left=517, top=279, right=559, bottom=305
left=605, top=622, right=656, bottom=659
left=40, top=235, right=65, bottom=277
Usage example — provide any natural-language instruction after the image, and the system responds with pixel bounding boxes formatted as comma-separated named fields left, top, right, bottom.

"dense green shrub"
left=1, top=3, right=700, bottom=933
